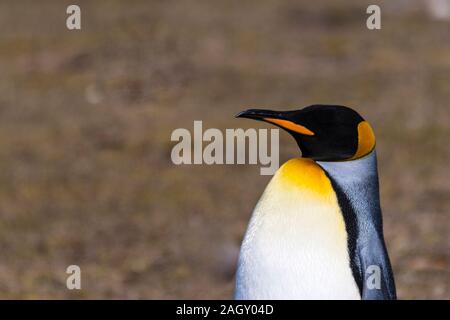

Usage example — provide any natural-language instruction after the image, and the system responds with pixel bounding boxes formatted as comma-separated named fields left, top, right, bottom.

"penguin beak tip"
left=235, top=108, right=285, bottom=120
left=235, top=111, right=245, bottom=118
left=235, top=109, right=254, bottom=119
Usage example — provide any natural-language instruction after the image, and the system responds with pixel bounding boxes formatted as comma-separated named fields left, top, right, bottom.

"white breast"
left=235, top=159, right=360, bottom=300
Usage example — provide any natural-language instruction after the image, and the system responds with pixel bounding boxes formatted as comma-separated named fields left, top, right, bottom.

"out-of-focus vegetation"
left=0, top=0, right=448, bottom=299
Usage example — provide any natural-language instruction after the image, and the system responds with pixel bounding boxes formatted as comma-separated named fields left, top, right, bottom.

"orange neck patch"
left=264, top=118, right=315, bottom=136
left=276, top=158, right=333, bottom=197
left=349, top=121, right=376, bottom=160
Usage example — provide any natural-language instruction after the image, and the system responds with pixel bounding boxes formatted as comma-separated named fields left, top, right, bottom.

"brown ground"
left=0, top=0, right=448, bottom=299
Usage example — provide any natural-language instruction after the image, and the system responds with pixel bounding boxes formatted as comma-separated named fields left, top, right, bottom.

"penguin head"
left=236, top=104, right=375, bottom=161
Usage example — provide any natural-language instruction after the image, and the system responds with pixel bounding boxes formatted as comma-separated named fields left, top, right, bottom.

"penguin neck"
left=317, top=150, right=382, bottom=230
left=317, top=150, right=379, bottom=192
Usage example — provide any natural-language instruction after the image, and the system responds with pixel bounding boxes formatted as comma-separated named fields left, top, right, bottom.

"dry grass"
left=0, top=0, right=448, bottom=299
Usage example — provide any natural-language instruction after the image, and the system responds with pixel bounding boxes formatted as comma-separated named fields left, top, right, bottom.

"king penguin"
left=234, top=105, right=396, bottom=300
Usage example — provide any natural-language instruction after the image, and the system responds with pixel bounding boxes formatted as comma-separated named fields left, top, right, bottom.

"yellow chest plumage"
left=276, top=158, right=337, bottom=197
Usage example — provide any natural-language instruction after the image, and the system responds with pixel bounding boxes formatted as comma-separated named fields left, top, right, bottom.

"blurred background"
left=0, top=0, right=448, bottom=299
